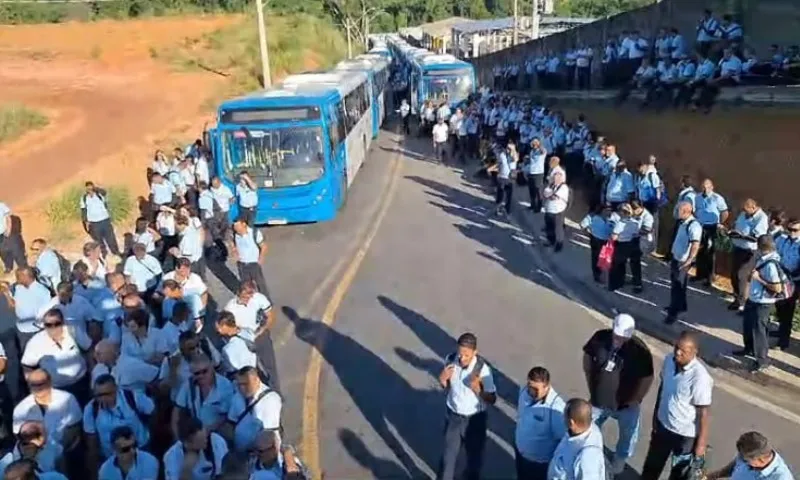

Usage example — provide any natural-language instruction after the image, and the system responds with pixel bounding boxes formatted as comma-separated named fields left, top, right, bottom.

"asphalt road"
left=209, top=124, right=800, bottom=479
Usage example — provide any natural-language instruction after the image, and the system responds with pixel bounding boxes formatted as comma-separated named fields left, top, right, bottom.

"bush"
left=46, top=184, right=134, bottom=229
left=0, top=104, right=48, bottom=145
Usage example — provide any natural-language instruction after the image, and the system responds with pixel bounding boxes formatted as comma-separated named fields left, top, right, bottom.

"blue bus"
left=207, top=71, right=373, bottom=225
left=386, top=37, right=475, bottom=115
left=334, top=55, right=390, bottom=138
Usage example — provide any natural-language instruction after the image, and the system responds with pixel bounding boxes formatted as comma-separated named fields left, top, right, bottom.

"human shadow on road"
left=282, top=305, right=436, bottom=479
left=378, top=296, right=519, bottom=479
left=337, top=428, right=411, bottom=479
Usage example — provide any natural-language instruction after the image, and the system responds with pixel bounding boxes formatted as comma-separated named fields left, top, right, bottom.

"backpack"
left=755, top=259, right=795, bottom=300
left=444, top=353, right=487, bottom=389
left=92, top=389, right=150, bottom=428
left=647, top=172, right=669, bottom=208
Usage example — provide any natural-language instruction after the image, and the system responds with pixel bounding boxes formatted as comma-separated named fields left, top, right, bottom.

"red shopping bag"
left=597, top=241, right=615, bottom=272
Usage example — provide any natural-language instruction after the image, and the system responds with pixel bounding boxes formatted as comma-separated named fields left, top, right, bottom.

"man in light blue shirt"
left=773, top=217, right=800, bottom=350
left=526, top=138, right=548, bottom=212
left=232, top=218, right=269, bottom=296
left=694, top=179, right=730, bottom=287
left=491, top=143, right=517, bottom=217
left=515, top=367, right=566, bottom=479
left=547, top=398, right=606, bottom=480
left=80, top=182, right=121, bottom=257
left=705, top=431, right=794, bottom=480
left=604, top=161, right=634, bottom=209
left=235, top=173, right=259, bottom=227
left=98, top=425, right=160, bottom=480
left=148, top=173, right=176, bottom=212
left=735, top=235, right=786, bottom=372
left=581, top=206, right=617, bottom=283
left=728, top=199, right=769, bottom=311
left=666, top=201, right=703, bottom=324
left=5, top=267, right=52, bottom=349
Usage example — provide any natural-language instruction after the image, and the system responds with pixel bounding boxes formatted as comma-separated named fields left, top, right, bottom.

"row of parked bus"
left=382, top=34, right=476, bottom=116
left=203, top=35, right=474, bottom=225
left=204, top=44, right=391, bottom=225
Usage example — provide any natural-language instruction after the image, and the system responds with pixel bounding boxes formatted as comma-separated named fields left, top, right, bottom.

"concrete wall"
left=470, top=0, right=800, bottom=86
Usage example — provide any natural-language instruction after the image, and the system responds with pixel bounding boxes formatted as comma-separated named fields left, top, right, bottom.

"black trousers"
left=774, top=293, right=798, bottom=349
left=668, top=260, right=690, bottom=317
left=577, top=66, right=591, bottom=90
left=0, top=234, right=26, bottom=272
left=495, top=178, right=513, bottom=214
left=641, top=419, right=696, bottom=480
left=237, top=261, right=270, bottom=297
left=526, top=174, right=544, bottom=212
left=401, top=115, right=410, bottom=134
left=731, top=247, right=756, bottom=305
left=590, top=236, right=605, bottom=282
left=694, top=225, right=718, bottom=282
left=515, top=449, right=548, bottom=480
left=0, top=382, right=13, bottom=451
left=0, top=329, right=21, bottom=403
left=239, top=207, right=256, bottom=227
left=609, top=240, right=634, bottom=291
left=87, top=218, right=121, bottom=256
left=257, top=329, right=280, bottom=393
left=743, top=300, right=772, bottom=366
left=434, top=142, right=447, bottom=163
left=544, top=212, right=565, bottom=250
left=437, top=409, right=487, bottom=480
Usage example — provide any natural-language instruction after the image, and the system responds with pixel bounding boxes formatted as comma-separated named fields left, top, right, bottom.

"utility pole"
left=512, top=0, right=519, bottom=46
left=255, top=0, right=271, bottom=88
left=345, top=18, right=353, bottom=59
left=531, top=0, right=540, bottom=40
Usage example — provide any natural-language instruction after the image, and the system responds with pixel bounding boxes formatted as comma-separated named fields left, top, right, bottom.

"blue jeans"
left=592, top=404, right=641, bottom=460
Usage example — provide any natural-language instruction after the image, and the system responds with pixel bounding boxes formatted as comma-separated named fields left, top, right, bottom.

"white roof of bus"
left=336, top=56, right=389, bottom=72
left=356, top=54, right=390, bottom=67
left=282, top=71, right=368, bottom=97
left=419, top=54, right=466, bottom=66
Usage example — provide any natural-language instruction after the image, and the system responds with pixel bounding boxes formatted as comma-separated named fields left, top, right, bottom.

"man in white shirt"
left=215, top=312, right=257, bottom=376
left=170, top=216, right=205, bottom=279
left=641, top=331, right=712, bottom=479
left=245, top=431, right=306, bottom=479
left=543, top=171, right=569, bottom=252
left=437, top=333, right=497, bottom=480
left=80, top=182, right=121, bottom=258
left=223, top=366, right=282, bottom=453
left=123, top=243, right=162, bottom=297
left=13, top=369, right=82, bottom=457
left=224, top=281, right=277, bottom=390
left=92, top=339, right=160, bottom=392
left=432, top=118, right=450, bottom=164
left=21, top=309, right=92, bottom=404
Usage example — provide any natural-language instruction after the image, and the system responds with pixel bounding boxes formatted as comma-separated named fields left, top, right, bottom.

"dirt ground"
left=0, top=16, right=237, bottom=253
left=564, top=104, right=800, bottom=277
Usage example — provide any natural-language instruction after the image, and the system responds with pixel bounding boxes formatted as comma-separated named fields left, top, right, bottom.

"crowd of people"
left=492, top=8, right=800, bottom=111
left=0, top=144, right=306, bottom=479
left=414, top=87, right=797, bottom=478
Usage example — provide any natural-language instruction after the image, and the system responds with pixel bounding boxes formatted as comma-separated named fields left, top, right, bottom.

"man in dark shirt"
left=582, top=313, right=654, bottom=475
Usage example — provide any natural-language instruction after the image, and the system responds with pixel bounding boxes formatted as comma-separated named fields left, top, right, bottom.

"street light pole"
left=513, top=0, right=519, bottom=46
left=255, top=0, right=271, bottom=88
left=531, top=0, right=540, bottom=40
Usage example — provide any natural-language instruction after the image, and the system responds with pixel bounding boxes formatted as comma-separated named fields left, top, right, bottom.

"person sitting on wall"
left=616, top=58, right=656, bottom=105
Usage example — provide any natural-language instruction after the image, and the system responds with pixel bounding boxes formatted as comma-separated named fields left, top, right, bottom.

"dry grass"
left=0, top=103, right=48, bottom=144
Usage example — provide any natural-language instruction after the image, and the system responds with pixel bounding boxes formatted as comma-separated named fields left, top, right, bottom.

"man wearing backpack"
left=735, top=235, right=788, bottom=373
left=83, top=374, right=155, bottom=477
left=223, top=366, right=282, bottom=454
left=665, top=202, right=702, bottom=325
left=547, top=398, right=607, bottom=480
left=231, top=218, right=269, bottom=297
left=29, top=239, right=70, bottom=294
left=80, top=182, right=121, bottom=258
left=436, top=333, right=496, bottom=480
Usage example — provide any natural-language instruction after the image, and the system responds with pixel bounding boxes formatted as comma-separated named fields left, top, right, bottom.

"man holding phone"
left=724, top=198, right=769, bottom=313
left=436, top=333, right=497, bottom=480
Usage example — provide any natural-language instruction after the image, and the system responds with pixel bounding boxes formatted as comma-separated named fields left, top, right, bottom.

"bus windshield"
left=423, top=72, right=473, bottom=104
left=220, top=126, right=325, bottom=188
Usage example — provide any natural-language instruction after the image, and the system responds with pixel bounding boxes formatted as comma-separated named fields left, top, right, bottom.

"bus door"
left=326, top=105, right=348, bottom=206
left=205, top=127, right=218, bottom=173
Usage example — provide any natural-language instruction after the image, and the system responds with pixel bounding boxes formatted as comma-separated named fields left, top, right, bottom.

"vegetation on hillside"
left=0, top=104, right=48, bottom=145
left=0, top=0, right=652, bottom=28
left=164, top=13, right=349, bottom=104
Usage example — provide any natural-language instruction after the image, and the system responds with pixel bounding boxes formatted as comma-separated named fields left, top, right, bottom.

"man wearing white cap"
left=582, top=313, right=654, bottom=475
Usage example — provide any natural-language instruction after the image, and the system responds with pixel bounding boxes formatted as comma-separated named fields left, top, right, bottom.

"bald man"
left=248, top=430, right=305, bottom=479
left=642, top=332, right=712, bottom=479
left=665, top=201, right=702, bottom=324
left=91, top=338, right=159, bottom=392
left=727, top=198, right=769, bottom=312
left=547, top=398, right=606, bottom=480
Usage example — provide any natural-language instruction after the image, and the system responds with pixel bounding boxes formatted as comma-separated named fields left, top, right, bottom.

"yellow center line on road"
left=300, top=150, right=403, bottom=480
left=272, top=137, right=406, bottom=350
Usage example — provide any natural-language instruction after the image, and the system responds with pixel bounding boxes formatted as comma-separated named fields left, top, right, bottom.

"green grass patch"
left=46, top=184, right=134, bottom=230
left=0, top=104, right=48, bottom=144
left=162, top=12, right=348, bottom=105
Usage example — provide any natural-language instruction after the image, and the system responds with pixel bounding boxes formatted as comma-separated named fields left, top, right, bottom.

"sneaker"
left=611, top=458, right=627, bottom=476
left=727, top=302, right=741, bottom=311
left=731, top=349, right=753, bottom=358
left=749, top=363, right=769, bottom=374
left=664, top=315, right=678, bottom=325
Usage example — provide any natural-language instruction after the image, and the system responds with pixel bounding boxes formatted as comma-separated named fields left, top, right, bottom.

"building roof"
left=452, top=16, right=595, bottom=34
left=418, top=16, right=470, bottom=37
